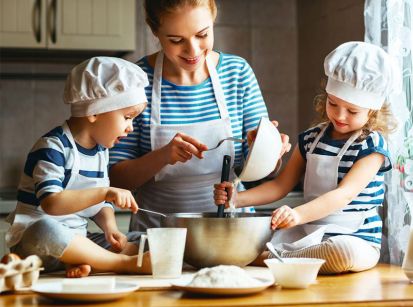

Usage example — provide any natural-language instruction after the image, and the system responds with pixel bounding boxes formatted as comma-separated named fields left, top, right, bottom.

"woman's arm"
left=236, top=145, right=306, bottom=207
left=109, top=146, right=170, bottom=190
left=292, top=152, right=385, bottom=225
left=110, top=132, right=208, bottom=190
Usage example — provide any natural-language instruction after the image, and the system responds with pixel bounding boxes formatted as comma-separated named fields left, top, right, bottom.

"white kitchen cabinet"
left=0, top=0, right=136, bottom=50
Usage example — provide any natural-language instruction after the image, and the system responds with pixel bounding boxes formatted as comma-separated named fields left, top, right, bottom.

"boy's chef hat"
left=324, top=41, right=398, bottom=110
left=64, top=56, right=148, bottom=117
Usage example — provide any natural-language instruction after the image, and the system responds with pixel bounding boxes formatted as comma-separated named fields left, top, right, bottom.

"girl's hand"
left=271, top=205, right=300, bottom=230
left=213, top=181, right=236, bottom=208
left=105, top=228, right=127, bottom=253
left=247, top=120, right=292, bottom=158
left=163, top=133, right=208, bottom=165
left=105, top=187, right=138, bottom=214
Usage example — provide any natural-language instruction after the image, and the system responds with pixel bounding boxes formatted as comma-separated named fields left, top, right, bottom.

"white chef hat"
left=64, top=56, right=148, bottom=117
left=324, top=41, right=398, bottom=110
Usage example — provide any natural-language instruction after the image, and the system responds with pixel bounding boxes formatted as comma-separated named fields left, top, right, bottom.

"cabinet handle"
left=48, top=0, right=57, bottom=44
left=32, top=0, right=41, bottom=43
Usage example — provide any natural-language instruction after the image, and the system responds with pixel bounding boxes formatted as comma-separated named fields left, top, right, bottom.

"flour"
left=187, top=265, right=260, bottom=287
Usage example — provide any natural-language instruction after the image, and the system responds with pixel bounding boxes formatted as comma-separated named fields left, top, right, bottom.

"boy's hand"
left=271, top=205, right=300, bottom=230
left=105, top=187, right=138, bottom=213
left=105, top=228, right=128, bottom=253
left=213, top=181, right=236, bottom=208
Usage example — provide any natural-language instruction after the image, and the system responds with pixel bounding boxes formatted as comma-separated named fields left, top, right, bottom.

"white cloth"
left=272, top=125, right=369, bottom=251
left=132, top=51, right=236, bottom=230
left=324, top=41, right=399, bottom=110
left=6, top=122, right=111, bottom=247
left=64, top=56, right=148, bottom=116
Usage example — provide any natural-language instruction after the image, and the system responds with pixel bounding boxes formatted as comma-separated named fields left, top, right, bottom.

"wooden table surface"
left=1, top=264, right=413, bottom=307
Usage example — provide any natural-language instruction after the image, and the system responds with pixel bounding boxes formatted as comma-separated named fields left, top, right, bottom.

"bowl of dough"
left=162, top=212, right=273, bottom=268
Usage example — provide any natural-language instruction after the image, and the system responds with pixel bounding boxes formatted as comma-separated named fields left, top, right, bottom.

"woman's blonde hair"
left=313, top=85, right=397, bottom=139
left=144, top=0, right=217, bottom=33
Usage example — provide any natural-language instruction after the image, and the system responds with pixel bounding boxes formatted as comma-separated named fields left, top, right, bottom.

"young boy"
left=6, top=57, right=151, bottom=278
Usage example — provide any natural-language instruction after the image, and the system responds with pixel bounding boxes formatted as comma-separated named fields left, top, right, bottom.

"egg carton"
left=0, top=254, right=43, bottom=293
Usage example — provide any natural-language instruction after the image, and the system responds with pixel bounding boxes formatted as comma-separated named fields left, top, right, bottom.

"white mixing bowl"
left=238, top=117, right=282, bottom=182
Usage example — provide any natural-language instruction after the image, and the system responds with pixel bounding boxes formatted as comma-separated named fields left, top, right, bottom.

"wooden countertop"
left=1, top=264, right=413, bottom=306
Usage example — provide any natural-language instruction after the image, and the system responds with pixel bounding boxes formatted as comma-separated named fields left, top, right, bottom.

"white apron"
left=271, top=124, right=374, bottom=251
left=131, top=51, right=236, bottom=230
left=6, top=122, right=110, bottom=247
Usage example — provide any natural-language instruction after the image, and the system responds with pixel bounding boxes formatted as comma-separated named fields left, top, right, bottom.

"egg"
left=0, top=253, right=21, bottom=265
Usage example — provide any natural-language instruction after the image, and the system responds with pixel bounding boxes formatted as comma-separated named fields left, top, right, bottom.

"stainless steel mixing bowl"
left=161, top=212, right=273, bottom=268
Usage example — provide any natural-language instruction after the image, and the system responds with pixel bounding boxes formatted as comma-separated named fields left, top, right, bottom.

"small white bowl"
left=264, top=258, right=325, bottom=289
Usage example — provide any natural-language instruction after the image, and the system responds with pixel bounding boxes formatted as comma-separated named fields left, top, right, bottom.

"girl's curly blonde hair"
left=313, top=86, right=397, bottom=140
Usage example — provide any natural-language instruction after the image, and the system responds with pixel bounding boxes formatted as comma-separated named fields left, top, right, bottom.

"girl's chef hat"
left=64, top=57, right=148, bottom=117
left=324, top=41, right=398, bottom=110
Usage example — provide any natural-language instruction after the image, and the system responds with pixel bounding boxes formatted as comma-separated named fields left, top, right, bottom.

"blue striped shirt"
left=298, top=123, right=392, bottom=247
left=109, top=52, right=268, bottom=167
left=16, top=125, right=111, bottom=210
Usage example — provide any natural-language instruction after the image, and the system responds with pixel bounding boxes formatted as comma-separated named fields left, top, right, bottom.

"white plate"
left=171, top=277, right=273, bottom=296
left=31, top=281, right=139, bottom=302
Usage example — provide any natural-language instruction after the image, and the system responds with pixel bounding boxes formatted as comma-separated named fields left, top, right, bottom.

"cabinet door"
left=49, top=0, right=136, bottom=51
left=0, top=0, right=47, bottom=47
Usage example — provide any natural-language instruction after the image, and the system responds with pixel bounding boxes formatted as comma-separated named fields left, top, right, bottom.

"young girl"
left=214, top=41, right=398, bottom=274
left=6, top=57, right=151, bottom=278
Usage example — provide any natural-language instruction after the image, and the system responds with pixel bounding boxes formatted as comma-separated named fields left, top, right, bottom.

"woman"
left=109, top=0, right=287, bottom=231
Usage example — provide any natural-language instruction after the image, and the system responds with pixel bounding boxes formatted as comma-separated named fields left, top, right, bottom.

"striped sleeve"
left=356, top=132, right=391, bottom=172
left=29, top=134, right=67, bottom=201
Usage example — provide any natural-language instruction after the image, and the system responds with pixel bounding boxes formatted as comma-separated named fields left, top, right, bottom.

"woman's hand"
left=163, top=133, right=208, bottom=165
left=105, top=187, right=138, bottom=214
left=247, top=120, right=292, bottom=158
left=105, top=228, right=128, bottom=253
left=271, top=205, right=300, bottom=230
left=213, top=181, right=237, bottom=208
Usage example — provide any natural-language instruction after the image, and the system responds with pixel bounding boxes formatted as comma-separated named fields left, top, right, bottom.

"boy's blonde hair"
left=313, top=87, right=397, bottom=140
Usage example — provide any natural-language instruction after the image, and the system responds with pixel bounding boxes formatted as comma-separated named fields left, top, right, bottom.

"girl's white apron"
left=271, top=124, right=375, bottom=251
left=132, top=51, right=236, bottom=230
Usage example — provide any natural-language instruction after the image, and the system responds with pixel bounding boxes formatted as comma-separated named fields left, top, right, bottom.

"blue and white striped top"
left=109, top=52, right=268, bottom=168
left=7, top=124, right=114, bottom=247
left=298, top=124, right=392, bottom=247
left=15, top=125, right=112, bottom=210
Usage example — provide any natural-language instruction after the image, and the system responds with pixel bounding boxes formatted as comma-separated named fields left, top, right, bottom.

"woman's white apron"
left=132, top=51, right=236, bottom=230
left=271, top=124, right=375, bottom=251
left=6, top=122, right=109, bottom=247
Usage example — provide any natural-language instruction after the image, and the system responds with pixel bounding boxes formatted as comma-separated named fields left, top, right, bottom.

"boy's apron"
left=271, top=124, right=373, bottom=251
left=131, top=51, right=236, bottom=231
left=6, top=122, right=109, bottom=247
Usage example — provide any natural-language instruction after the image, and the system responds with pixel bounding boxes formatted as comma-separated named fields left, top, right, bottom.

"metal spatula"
left=206, top=137, right=245, bottom=151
